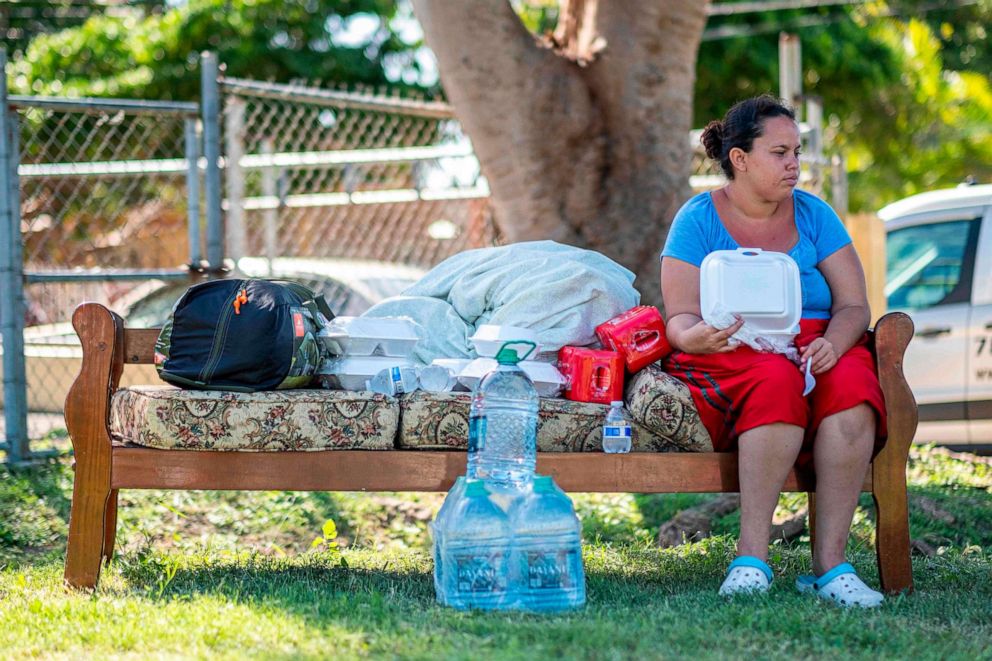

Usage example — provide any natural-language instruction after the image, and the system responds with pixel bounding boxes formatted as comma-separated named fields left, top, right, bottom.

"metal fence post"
left=805, top=96, right=823, bottom=196
left=779, top=32, right=802, bottom=116
left=184, top=117, right=203, bottom=268
left=201, top=52, right=224, bottom=272
left=224, top=94, right=246, bottom=269
left=261, top=137, right=279, bottom=275
left=0, top=48, right=30, bottom=462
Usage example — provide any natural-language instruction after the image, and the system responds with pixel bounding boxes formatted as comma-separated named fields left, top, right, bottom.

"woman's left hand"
left=799, top=337, right=838, bottom=375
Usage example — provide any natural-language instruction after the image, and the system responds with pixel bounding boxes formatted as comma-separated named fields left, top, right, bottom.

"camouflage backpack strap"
left=271, top=280, right=335, bottom=323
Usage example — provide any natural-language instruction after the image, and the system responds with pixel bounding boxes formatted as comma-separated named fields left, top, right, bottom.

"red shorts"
left=662, top=318, right=887, bottom=461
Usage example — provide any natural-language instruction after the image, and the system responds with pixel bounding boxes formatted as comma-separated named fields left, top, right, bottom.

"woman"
left=660, top=95, right=887, bottom=607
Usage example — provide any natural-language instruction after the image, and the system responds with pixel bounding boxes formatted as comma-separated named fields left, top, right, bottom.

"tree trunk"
left=411, top=1, right=710, bottom=306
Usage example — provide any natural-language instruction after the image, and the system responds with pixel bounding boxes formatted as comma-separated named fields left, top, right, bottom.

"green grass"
left=1, top=444, right=991, bottom=660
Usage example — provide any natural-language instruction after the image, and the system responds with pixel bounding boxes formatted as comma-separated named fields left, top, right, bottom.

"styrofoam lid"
left=460, top=357, right=498, bottom=380
left=519, top=360, right=565, bottom=386
left=470, top=324, right=539, bottom=344
left=458, top=357, right=563, bottom=387
left=699, top=248, right=801, bottom=333
left=321, top=316, right=422, bottom=340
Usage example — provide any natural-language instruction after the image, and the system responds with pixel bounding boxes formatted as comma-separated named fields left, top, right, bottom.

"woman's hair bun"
left=700, top=120, right=724, bottom=160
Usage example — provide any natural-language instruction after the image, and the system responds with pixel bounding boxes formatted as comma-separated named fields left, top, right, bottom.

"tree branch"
left=551, top=0, right=605, bottom=65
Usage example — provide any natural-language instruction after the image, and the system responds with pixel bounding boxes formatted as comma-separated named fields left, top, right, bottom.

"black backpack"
left=154, top=279, right=334, bottom=392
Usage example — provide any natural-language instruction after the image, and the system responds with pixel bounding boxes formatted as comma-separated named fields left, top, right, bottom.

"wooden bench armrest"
left=869, top=311, right=918, bottom=594
left=871, top=311, right=918, bottom=471
left=65, top=303, right=126, bottom=460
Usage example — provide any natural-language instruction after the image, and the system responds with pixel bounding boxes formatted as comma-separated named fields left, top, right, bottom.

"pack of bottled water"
left=431, top=341, right=587, bottom=612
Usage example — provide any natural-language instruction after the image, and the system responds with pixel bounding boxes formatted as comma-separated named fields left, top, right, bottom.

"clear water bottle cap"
left=611, top=400, right=624, bottom=407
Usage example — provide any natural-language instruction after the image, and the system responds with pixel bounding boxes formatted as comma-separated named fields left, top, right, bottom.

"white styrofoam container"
left=469, top=324, right=541, bottom=358
left=317, top=355, right=417, bottom=391
left=699, top=248, right=801, bottom=334
left=521, top=361, right=566, bottom=397
left=318, top=316, right=421, bottom=357
left=457, top=357, right=565, bottom=397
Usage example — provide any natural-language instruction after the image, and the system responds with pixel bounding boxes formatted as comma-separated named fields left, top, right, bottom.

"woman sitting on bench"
left=659, top=95, right=887, bottom=608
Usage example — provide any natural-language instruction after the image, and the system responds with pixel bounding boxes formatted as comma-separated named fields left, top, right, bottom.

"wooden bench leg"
left=64, top=469, right=112, bottom=589
left=103, top=489, right=119, bottom=563
left=872, top=465, right=914, bottom=594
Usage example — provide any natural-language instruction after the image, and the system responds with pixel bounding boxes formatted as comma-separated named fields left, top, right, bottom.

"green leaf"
left=322, top=519, right=338, bottom=540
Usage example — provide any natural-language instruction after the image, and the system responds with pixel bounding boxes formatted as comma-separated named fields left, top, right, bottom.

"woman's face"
left=736, top=115, right=801, bottom=201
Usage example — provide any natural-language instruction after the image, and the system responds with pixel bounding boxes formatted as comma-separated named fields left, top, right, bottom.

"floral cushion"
left=398, top=390, right=672, bottom=452
left=110, top=386, right=398, bottom=451
left=625, top=362, right=713, bottom=452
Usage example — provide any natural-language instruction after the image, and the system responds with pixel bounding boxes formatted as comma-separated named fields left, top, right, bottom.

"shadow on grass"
left=111, top=538, right=735, bottom=615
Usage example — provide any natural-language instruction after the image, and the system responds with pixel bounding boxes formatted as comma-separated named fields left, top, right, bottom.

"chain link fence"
left=1, top=51, right=205, bottom=460
left=219, top=76, right=828, bottom=269
left=2, top=50, right=835, bottom=462
left=220, top=77, right=499, bottom=270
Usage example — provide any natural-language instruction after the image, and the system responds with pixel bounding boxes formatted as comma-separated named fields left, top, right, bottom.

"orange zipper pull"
left=233, top=288, right=249, bottom=314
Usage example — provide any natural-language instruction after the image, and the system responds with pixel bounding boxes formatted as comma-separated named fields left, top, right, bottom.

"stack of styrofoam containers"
left=449, top=325, right=566, bottom=397
left=315, top=317, right=421, bottom=393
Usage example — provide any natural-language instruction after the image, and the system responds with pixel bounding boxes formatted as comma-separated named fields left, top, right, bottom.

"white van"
left=880, top=184, right=992, bottom=451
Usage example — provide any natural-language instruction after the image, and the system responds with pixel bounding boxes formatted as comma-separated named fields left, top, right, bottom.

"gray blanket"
left=362, top=241, right=640, bottom=363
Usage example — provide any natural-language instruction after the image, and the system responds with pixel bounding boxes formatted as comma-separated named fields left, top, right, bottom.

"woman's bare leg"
left=811, top=403, right=875, bottom=575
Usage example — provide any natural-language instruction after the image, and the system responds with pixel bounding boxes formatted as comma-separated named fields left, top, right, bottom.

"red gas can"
left=557, top=346, right=625, bottom=404
left=595, top=306, right=672, bottom=373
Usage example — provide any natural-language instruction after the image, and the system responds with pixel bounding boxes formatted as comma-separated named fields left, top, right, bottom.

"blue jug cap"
left=465, top=479, right=488, bottom=496
left=533, top=475, right=555, bottom=493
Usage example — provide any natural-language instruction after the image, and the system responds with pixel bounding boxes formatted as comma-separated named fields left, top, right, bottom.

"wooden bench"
left=63, top=302, right=918, bottom=591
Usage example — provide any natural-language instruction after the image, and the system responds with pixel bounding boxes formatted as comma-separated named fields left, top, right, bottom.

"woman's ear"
left=728, top=146, right=747, bottom=173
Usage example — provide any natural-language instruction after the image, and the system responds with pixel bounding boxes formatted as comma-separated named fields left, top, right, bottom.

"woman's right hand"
left=676, top=316, right=745, bottom=354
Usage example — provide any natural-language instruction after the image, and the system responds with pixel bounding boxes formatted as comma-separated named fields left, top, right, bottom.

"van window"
left=885, top=218, right=981, bottom=311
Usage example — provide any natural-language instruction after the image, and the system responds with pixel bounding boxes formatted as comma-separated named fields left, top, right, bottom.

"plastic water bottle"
left=475, top=341, right=539, bottom=489
left=431, top=476, right=467, bottom=603
left=439, top=479, right=512, bottom=610
left=602, top=401, right=632, bottom=453
left=433, top=408, right=484, bottom=604
left=418, top=364, right=457, bottom=393
left=510, top=475, right=586, bottom=611
left=466, top=390, right=486, bottom=479
left=368, top=365, right=419, bottom=396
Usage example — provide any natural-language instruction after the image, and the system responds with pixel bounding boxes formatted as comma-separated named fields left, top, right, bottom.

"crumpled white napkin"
left=703, top=303, right=801, bottom=364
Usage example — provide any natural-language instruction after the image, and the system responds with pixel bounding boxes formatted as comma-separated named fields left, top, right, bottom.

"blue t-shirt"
left=661, top=189, right=852, bottom=319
